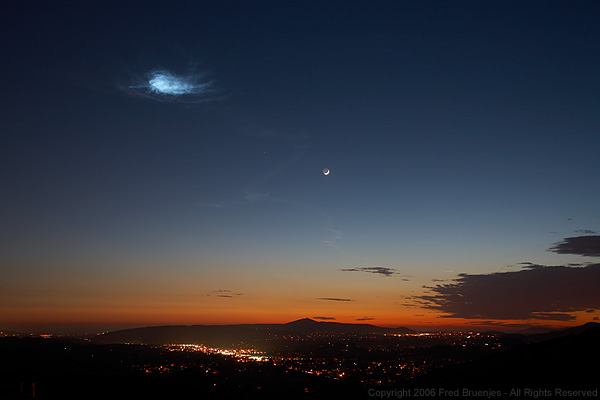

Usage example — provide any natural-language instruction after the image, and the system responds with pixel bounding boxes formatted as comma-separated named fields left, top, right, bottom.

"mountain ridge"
left=91, top=318, right=416, bottom=346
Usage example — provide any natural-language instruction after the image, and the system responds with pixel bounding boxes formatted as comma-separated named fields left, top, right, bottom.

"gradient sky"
left=2, top=1, right=599, bottom=333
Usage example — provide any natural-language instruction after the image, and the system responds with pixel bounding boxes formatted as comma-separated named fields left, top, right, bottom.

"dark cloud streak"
left=549, top=236, right=600, bottom=257
left=207, top=289, right=243, bottom=298
left=341, top=266, right=406, bottom=277
left=318, top=297, right=354, bottom=302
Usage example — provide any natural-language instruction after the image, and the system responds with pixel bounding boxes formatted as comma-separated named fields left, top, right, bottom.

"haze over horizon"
left=2, top=1, right=599, bottom=335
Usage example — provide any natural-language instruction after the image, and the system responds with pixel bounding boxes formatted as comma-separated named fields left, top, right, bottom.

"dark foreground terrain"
left=1, top=322, right=598, bottom=400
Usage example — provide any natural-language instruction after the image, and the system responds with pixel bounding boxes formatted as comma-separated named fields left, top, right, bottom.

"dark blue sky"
left=1, top=1, right=599, bottom=330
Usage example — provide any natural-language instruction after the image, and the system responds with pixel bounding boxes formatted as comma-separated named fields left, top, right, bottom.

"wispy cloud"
left=328, top=229, right=343, bottom=241
left=355, top=317, right=375, bottom=321
left=207, top=289, right=243, bottom=298
left=318, top=297, right=354, bottom=302
left=313, top=316, right=336, bottom=320
left=244, top=192, right=269, bottom=202
left=323, top=228, right=352, bottom=256
left=122, top=68, right=222, bottom=103
left=341, top=266, right=409, bottom=278
left=242, top=132, right=310, bottom=203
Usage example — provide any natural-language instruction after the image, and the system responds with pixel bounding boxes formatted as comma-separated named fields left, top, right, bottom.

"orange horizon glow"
left=2, top=308, right=593, bottom=335
left=3, top=263, right=598, bottom=334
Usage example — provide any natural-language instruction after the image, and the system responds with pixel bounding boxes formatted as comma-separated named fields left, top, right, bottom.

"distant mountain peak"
left=286, top=318, right=318, bottom=324
left=282, top=318, right=414, bottom=334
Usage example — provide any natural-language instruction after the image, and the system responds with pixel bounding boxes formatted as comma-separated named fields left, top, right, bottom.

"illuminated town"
left=125, top=330, right=506, bottom=387
left=1, top=322, right=598, bottom=399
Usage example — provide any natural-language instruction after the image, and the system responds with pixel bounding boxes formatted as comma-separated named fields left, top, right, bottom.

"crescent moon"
left=323, top=168, right=330, bottom=175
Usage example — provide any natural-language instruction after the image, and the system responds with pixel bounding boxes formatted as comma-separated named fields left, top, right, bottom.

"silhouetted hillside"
left=91, top=318, right=415, bottom=347
left=413, top=323, right=600, bottom=390
left=283, top=318, right=414, bottom=334
left=526, top=321, right=600, bottom=342
left=92, top=324, right=265, bottom=347
left=3, top=323, right=598, bottom=399
left=0, top=337, right=359, bottom=400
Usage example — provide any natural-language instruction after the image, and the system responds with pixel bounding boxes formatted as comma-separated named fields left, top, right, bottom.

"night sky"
left=2, top=1, right=599, bottom=333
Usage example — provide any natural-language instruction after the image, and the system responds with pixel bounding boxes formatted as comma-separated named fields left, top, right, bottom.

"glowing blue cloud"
left=123, top=68, right=217, bottom=103
left=147, top=70, right=210, bottom=95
